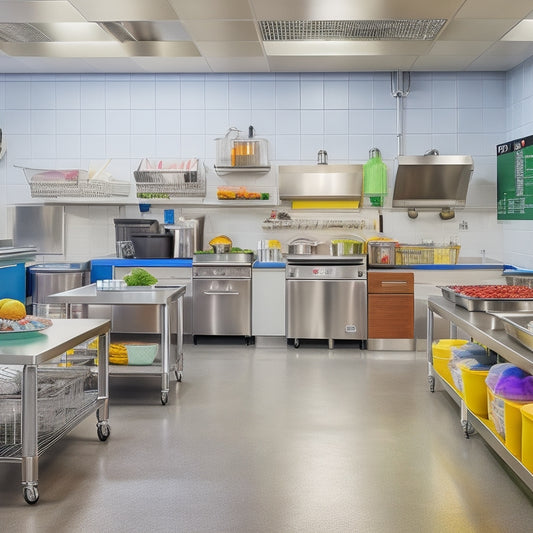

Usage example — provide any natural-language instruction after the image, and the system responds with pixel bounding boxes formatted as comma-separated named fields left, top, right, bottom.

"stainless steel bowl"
left=211, top=243, right=231, bottom=254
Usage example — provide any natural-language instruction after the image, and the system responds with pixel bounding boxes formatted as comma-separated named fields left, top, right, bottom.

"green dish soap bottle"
left=363, top=148, right=387, bottom=207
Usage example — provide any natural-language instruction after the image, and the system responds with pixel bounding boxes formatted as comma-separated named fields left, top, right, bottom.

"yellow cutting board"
left=292, top=200, right=360, bottom=209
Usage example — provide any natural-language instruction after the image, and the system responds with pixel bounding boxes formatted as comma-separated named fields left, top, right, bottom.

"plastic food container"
left=367, top=241, right=397, bottom=265
left=488, top=389, right=528, bottom=458
left=520, top=404, right=533, bottom=470
left=460, top=364, right=491, bottom=417
left=432, top=339, right=468, bottom=390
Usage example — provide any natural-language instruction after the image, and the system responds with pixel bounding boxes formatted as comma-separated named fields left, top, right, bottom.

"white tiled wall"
left=0, top=71, right=513, bottom=263
left=503, top=56, right=533, bottom=269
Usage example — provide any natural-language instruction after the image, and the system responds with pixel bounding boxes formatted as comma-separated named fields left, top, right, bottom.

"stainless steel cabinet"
left=193, top=278, right=251, bottom=336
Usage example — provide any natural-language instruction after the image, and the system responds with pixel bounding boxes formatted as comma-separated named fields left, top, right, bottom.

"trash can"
left=27, top=262, right=90, bottom=318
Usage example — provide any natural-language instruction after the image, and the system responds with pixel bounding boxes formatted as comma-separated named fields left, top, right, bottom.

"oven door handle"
left=203, top=290, right=240, bottom=295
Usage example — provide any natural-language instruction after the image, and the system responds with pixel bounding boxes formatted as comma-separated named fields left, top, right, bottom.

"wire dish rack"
left=18, top=167, right=131, bottom=198
left=134, top=158, right=206, bottom=198
left=0, top=367, right=95, bottom=446
left=395, top=244, right=460, bottom=265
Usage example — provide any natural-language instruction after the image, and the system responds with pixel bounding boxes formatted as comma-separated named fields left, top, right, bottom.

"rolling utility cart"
left=0, top=318, right=111, bottom=504
left=48, top=284, right=185, bottom=405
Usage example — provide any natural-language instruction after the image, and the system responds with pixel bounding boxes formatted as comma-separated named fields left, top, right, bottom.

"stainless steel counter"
left=0, top=318, right=110, bottom=504
left=426, top=296, right=533, bottom=492
left=47, top=284, right=186, bottom=405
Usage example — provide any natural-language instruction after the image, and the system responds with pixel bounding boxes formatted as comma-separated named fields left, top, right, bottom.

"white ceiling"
left=0, top=0, right=531, bottom=73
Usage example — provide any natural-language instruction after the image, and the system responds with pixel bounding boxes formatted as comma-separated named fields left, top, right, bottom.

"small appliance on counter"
left=130, top=233, right=173, bottom=259
left=164, top=216, right=204, bottom=258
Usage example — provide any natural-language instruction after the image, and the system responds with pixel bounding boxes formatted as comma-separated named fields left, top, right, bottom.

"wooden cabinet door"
left=368, top=271, right=414, bottom=294
left=368, top=294, right=414, bottom=338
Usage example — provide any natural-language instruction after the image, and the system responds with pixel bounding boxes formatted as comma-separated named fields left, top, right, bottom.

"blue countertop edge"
left=91, top=258, right=193, bottom=267
left=253, top=261, right=286, bottom=268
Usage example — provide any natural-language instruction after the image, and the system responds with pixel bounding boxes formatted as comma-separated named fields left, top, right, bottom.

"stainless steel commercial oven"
left=192, top=253, right=253, bottom=343
left=286, top=254, right=367, bottom=349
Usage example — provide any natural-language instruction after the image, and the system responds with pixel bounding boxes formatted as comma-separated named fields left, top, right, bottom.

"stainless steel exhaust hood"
left=278, top=163, right=363, bottom=201
left=392, top=154, right=474, bottom=209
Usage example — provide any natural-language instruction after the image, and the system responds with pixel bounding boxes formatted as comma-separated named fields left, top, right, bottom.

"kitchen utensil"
left=367, top=241, right=397, bottom=265
left=330, top=239, right=364, bottom=256
left=212, top=243, right=232, bottom=254
left=288, top=238, right=320, bottom=255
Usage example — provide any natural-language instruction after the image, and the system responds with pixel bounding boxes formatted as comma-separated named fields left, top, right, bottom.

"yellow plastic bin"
left=432, top=339, right=468, bottom=390
left=488, top=388, right=527, bottom=459
left=460, top=364, right=490, bottom=418
left=520, top=404, right=533, bottom=471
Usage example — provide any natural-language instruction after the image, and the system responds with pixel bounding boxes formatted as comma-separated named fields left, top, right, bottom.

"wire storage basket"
left=134, top=158, right=206, bottom=198
left=19, top=166, right=130, bottom=198
left=395, top=244, right=460, bottom=265
left=0, top=367, right=94, bottom=446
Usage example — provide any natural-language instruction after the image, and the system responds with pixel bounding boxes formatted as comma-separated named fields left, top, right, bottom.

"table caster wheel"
left=428, top=375, right=435, bottom=393
left=23, top=485, right=39, bottom=505
left=97, top=422, right=110, bottom=441
left=294, top=339, right=300, bottom=349
left=462, top=420, right=475, bottom=439
left=175, top=370, right=183, bottom=382
left=161, top=391, right=169, bottom=405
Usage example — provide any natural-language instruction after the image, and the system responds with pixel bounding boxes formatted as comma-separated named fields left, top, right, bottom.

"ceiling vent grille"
left=259, top=19, right=446, bottom=41
left=0, top=23, right=50, bottom=43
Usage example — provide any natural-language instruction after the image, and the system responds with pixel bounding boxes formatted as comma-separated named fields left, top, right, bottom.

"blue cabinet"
left=0, top=263, right=26, bottom=302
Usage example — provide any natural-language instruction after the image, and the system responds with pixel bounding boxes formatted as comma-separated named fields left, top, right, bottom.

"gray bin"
left=28, top=262, right=90, bottom=318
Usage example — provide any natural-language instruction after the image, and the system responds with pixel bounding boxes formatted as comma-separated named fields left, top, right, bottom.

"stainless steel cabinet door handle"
left=203, top=291, right=240, bottom=295
left=381, top=281, right=408, bottom=285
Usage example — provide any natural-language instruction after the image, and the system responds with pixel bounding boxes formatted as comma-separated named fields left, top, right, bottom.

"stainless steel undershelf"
left=427, top=296, right=533, bottom=493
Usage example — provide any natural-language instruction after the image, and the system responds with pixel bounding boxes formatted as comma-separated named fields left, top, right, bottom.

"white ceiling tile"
left=183, top=21, right=259, bottom=41
left=455, top=0, right=533, bottom=19
left=168, top=0, right=254, bottom=20
left=502, top=20, right=533, bottom=41
left=439, top=19, right=518, bottom=41
left=206, top=56, right=270, bottom=72
left=264, top=41, right=431, bottom=56
left=0, top=1, right=86, bottom=23
left=34, top=22, right=115, bottom=41
left=412, top=55, right=478, bottom=70
left=196, top=42, right=263, bottom=57
left=131, top=56, right=213, bottom=73
left=123, top=41, right=200, bottom=57
left=68, top=0, right=179, bottom=22
left=267, top=55, right=417, bottom=72
left=429, top=41, right=494, bottom=55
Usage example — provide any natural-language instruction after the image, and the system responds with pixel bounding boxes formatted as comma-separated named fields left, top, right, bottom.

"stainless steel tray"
left=489, top=311, right=533, bottom=351
left=439, top=286, right=533, bottom=312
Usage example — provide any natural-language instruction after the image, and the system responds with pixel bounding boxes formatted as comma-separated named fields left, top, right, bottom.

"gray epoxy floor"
left=1, top=342, right=533, bottom=532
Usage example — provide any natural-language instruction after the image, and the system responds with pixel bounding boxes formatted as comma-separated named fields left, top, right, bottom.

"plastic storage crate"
left=396, top=244, right=460, bottom=265
left=0, top=367, right=93, bottom=446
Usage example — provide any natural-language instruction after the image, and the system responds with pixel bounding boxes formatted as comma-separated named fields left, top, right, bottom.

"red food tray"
left=440, top=285, right=533, bottom=312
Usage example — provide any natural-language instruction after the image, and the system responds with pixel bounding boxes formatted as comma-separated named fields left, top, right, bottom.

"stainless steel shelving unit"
left=48, top=284, right=185, bottom=405
left=426, top=296, right=533, bottom=492
left=0, top=318, right=111, bottom=504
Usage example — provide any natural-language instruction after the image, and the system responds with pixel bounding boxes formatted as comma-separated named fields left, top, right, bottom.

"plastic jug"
left=363, top=148, right=387, bottom=207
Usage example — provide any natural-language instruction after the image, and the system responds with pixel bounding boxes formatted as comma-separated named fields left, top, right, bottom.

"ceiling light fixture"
left=259, top=19, right=446, bottom=42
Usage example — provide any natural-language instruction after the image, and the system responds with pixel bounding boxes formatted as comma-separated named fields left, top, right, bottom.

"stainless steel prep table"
left=426, top=295, right=533, bottom=492
left=48, top=284, right=185, bottom=405
left=0, top=318, right=110, bottom=504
